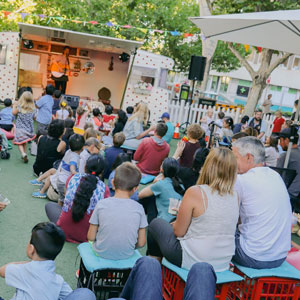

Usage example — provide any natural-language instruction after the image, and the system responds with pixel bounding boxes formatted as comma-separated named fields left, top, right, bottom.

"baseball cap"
left=161, top=112, right=170, bottom=119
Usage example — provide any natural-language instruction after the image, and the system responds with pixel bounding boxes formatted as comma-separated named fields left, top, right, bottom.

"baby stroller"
left=0, top=131, right=10, bottom=159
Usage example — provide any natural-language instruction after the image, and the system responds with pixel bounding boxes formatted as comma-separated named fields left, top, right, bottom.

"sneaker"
left=22, top=154, right=28, bottom=163
left=32, top=191, right=47, bottom=199
left=29, top=179, right=43, bottom=186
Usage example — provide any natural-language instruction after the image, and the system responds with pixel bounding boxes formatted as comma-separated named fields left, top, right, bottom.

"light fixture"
left=119, top=52, right=130, bottom=63
left=23, top=39, right=33, bottom=49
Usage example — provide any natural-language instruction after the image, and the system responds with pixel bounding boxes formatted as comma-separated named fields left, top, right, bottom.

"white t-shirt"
left=56, top=109, right=69, bottom=120
left=235, top=167, right=291, bottom=261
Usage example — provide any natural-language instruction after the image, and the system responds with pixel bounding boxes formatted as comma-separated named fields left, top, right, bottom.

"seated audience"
left=104, top=132, right=125, bottom=178
left=174, top=124, right=204, bottom=168
left=231, top=132, right=249, bottom=142
left=248, top=110, right=266, bottom=141
left=147, top=148, right=239, bottom=272
left=102, top=105, right=115, bottom=123
left=112, top=109, right=127, bottom=135
left=74, top=105, right=90, bottom=130
left=282, top=119, right=293, bottom=129
left=139, top=158, right=184, bottom=223
left=126, top=106, right=134, bottom=118
left=243, top=126, right=258, bottom=137
left=219, top=116, right=234, bottom=143
left=161, top=112, right=174, bottom=144
left=83, top=127, right=98, bottom=141
left=62, top=118, right=75, bottom=151
left=45, top=155, right=109, bottom=243
left=56, top=100, right=69, bottom=120
left=0, top=98, right=14, bottom=132
left=134, top=123, right=169, bottom=176
left=79, top=137, right=101, bottom=173
left=0, top=222, right=95, bottom=300
left=32, top=134, right=85, bottom=202
left=33, top=119, right=66, bottom=176
left=92, top=108, right=103, bottom=129
left=264, top=135, right=279, bottom=167
left=122, top=102, right=155, bottom=150
left=232, top=136, right=291, bottom=269
left=272, top=110, right=285, bottom=134
left=52, top=90, right=61, bottom=116
left=200, top=109, right=213, bottom=137
left=215, top=111, right=225, bottom=136
left=107, top=256, right=216, bottom=300
left=277, top=128, right=300, bottom=202
left=177, top=147, right=209, bottom=190
left=233, top=115, right=249, bottom=134
left=88, top=162, right=147, bottom=259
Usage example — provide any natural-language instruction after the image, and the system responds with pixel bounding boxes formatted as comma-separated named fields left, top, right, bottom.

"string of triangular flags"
left=1, top=10, right=263, bottom=52
left=0, top=10, right=198, bottom=38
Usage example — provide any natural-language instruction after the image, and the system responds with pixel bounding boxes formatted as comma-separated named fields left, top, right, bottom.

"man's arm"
left=87, top=224, right=98, bottom=242
left=133, top=140, right=144, bottom=161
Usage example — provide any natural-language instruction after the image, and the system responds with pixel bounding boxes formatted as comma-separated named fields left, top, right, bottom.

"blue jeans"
left=65, top=288, right=96, bottom=300
left=109, top=256, right=216, bottom=300
left=233, top=232, right=286, bottom=269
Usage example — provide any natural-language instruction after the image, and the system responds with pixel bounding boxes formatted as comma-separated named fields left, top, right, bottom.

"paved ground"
left=0, top=132, right=299, bottom=299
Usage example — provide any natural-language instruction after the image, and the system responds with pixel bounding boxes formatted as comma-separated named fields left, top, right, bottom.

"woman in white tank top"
left=147, top=147, right=239, bottom=272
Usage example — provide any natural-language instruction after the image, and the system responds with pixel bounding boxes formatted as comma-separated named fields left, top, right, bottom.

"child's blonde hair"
left=129, top=102, right=149, bottom=126
left=19, top=91, right=35, bottom=113
left=83, top=127, right=99, bottom=140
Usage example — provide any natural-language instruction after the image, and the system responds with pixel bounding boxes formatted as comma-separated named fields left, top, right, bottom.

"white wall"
left=67, top=50, right=129, bottom=108
left=0, top=32, right=19, bottom=101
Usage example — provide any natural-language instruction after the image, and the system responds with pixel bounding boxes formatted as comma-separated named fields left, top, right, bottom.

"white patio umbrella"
left=190, top=9, right=300, bottom=55
left=191, top=9, right=300, bottom=168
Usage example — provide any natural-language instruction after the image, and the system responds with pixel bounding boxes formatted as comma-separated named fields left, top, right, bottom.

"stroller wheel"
left=1, top=151, right=10, bottom=159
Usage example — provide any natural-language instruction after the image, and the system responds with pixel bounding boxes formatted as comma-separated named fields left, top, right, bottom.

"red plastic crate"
left=228, top=266, right=300, bottom=300
left=162, top=265, right=232, bottom=300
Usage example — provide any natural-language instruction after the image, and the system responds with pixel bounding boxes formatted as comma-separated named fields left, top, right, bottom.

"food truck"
left=0, top=23, right=174, bottom=121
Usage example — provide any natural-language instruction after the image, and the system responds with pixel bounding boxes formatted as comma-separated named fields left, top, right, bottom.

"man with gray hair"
left=232, top=136, right=291, bottom=269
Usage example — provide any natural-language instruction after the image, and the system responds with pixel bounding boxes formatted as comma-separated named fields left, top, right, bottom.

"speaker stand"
left=180, top=80, right=196, bottom=133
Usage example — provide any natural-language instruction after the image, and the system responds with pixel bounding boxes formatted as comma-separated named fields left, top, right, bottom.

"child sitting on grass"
left=0, top=222, right=95, bottom=300
left=104, top=132, right=125, bottom=178
left=31, top=134, right=85, bottom=202
left=88, top=162, right=147, bottom=259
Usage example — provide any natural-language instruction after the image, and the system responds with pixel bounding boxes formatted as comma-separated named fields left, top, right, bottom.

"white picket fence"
left=168, top=100, right=275, bottom=137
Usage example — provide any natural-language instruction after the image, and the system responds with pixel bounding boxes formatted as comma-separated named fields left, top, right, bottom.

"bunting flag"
left=0, top=9, right=203, bottom=39
left=244, top=44, right=249, bottom=52
left=256, top=46, right=262, bottom=53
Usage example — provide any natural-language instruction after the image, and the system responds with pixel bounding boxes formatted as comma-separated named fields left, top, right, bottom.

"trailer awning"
left=18, top=23, right=143, bottom=54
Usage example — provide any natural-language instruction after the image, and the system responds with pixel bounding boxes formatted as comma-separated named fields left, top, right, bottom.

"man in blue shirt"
left=36, top=84, right=55, bottom=136
left=161, top=112, right=174, bottom=144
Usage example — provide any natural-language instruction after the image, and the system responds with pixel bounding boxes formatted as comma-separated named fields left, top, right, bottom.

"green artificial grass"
left=0, top=137, right=178, bottom=298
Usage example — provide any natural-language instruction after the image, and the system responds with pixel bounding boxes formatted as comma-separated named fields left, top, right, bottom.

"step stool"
left=77, top=242, right=142, bottom=300
left=228, top=261, right=300, bottom=300
left=162, top=258, right=244, bottom=300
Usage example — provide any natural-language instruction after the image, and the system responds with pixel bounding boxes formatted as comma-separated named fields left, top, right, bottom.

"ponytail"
left=72, top=174, right=98, bottom=222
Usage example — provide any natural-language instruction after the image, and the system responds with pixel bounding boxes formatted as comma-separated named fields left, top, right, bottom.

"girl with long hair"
left=147, top=148, right=239, bottom=272
left=139, top=157, right=185, bottom=223
left=122, top=102, right=155, bottom=150
left=45, top=154, right=110, bottom=243
left=265, top=135, right=279, bottom=167
left=12, top=91, right=36, bottom=163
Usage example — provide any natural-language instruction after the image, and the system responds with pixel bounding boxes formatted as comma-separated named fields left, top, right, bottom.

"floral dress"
left=13, top=107, right=36, bottom=145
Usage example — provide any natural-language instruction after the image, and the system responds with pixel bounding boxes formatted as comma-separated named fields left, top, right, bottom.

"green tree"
left=210, top=0, right=300, bottom=116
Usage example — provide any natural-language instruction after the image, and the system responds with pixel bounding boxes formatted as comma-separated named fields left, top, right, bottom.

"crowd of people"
left=0, top=84, right=299, bottom=300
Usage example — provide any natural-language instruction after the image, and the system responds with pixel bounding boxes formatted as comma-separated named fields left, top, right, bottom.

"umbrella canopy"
left=190, top=10, right=300, bottom=54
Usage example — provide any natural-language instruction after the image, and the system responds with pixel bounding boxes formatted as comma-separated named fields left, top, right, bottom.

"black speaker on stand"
left=180, top=56, right=206, bottom=132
